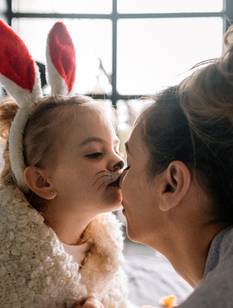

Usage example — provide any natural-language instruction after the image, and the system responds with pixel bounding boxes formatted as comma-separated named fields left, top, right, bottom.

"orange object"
left=161, top=294, right=176, bottom=308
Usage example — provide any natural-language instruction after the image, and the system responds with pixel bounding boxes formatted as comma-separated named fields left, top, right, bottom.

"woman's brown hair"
left=141, top=25, right=233, bottom=224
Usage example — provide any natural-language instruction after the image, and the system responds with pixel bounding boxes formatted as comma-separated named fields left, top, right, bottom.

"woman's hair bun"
left=224, top=24, right=233, bottom=54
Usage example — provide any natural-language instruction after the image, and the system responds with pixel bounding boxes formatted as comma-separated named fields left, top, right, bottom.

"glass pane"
left=118, top=0, right=223, bottom=13
left=117, top=99, right=152, bottom=157
left=13, top=0, right=112, bottom=14
left=95, top=99, right=115, bottom=124
left=117, top=18, right=223, bottom=95
left=12, top=18, right=112, bottom=94
left=0, top=0, right=6, bottom=12
left=0, top=0, right=6, bottom=17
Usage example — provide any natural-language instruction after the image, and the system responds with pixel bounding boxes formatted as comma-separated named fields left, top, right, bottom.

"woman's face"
left=47, top=104, right=124, bottom=215
left=121, top=122, right=163, bottom=243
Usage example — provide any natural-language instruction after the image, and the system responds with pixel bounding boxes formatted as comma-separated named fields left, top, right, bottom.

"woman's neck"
left=152, top=222, right=225, bottom=287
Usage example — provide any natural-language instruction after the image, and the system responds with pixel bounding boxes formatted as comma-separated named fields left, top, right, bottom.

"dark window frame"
left=3, top=0, right=233, bottom=107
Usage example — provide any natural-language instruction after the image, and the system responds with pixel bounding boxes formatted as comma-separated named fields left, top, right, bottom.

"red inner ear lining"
left=48, top=22, right=76, bottom=92
left=0, top=20, right=35, bottom=92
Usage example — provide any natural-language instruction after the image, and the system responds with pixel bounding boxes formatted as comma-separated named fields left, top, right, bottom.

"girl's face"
left=47, top=104, right=124, bottom=215
left=121, top=123, right=163, bottom=243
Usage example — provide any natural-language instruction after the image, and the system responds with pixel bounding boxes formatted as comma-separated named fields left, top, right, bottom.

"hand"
left=72, top=296, right=104, bottom=308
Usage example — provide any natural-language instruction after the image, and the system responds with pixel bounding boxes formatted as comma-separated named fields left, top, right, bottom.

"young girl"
left=0, top=20, right=129, bottom=307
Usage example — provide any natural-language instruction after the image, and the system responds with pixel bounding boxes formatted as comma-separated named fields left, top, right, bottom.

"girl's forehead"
left=62, top=103, right=115, bottom=139
left=75, top=103, right=108, bottom=118
left=77, top=104, right=111, bottom=123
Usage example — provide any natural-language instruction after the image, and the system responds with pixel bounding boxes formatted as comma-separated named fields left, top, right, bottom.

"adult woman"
left=120, top=25, right=233, bottom=307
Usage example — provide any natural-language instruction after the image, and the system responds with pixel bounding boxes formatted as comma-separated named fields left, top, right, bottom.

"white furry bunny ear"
left=46, top=22, right=76, bottom=95
left=0, top=19, right=42, bottom=107
left=0, top=19, right=42, bottom=190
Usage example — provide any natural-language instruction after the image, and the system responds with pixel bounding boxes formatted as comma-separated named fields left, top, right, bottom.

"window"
left=13, top=0, right=112, bottom=14
left=1, top=3, right=233, bottom=304
left=2, top=0, right=232, bottom=141
left=1, top=0, right=233, bottom=110
left=117, top=17, right=223, bottom=95
left=118, top=0, right=223, bottom=13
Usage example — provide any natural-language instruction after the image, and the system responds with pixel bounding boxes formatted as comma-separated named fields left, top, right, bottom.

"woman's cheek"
left=122, top=174, right=132, bottom=199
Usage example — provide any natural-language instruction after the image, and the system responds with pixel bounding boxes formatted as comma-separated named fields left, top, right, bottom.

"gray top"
left=179, top=227, right=233, bottom=308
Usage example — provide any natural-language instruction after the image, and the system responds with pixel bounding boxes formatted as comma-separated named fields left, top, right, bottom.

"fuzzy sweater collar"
left=0, top=185, right=126, bottom=307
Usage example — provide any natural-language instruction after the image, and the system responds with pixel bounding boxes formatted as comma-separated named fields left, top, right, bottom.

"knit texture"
left=0, top=185, right=129, bottom=308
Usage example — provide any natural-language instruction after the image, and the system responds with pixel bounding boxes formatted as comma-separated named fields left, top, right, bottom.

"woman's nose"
left=119, top=168, right=127, bottom=187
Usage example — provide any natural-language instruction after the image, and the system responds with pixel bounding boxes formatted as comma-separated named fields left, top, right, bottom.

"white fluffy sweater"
left=0, top=185, right=129, bottom=308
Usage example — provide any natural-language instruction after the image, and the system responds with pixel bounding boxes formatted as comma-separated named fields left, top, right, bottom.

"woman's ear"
left=23, top=166, right=57, bottom=200
left=158, top=161, right=191, bottom=212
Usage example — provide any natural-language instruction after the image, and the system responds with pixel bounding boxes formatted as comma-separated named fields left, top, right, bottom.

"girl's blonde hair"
left=0, top=95, right=92, bottom=210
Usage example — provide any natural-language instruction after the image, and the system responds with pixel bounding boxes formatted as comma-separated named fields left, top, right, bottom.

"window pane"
left=0, top=0, right=6, bottom=19
left=117, top=18, right=223, bottom=95
left=12, top=18, right=112, bottom=94
left=13, top=0, right=112, bottom=13
left=0, top=0, right=6, bottom=12
left=117, top=99, right=152, bottom=157
left=118, top=0, right=223, bottom=13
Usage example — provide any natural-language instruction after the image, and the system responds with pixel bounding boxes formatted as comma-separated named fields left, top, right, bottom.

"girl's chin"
left=105, top=186, right=122, bottom=203
left=103, top=198, right=122, bottom=211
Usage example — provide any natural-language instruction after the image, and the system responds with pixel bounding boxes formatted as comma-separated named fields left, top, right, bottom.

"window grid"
left=3, top=0, right=233, bottom=107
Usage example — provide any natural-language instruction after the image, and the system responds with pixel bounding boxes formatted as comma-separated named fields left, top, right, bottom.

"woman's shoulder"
left=179, top=227, right=233, bottom=308
left=204, top=226, right=233, bottom=275
left=179, top=263, right=233, bottom=308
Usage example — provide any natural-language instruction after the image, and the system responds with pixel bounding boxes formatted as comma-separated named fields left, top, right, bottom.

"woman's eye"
left=85, top=152, right=103, bottom=159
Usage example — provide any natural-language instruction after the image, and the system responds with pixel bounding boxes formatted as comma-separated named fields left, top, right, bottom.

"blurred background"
left=0, top=0, right=232, bottom=306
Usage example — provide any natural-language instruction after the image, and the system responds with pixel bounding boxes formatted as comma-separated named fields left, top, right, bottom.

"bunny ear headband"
left=0, top=19, right=76, bottom=191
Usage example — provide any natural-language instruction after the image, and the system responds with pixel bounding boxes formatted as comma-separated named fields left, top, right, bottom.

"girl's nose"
left=111, top=159, right=124, bottom=172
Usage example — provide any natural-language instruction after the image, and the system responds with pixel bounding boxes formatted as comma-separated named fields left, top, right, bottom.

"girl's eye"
left=85, top=152, right=103, bottom=159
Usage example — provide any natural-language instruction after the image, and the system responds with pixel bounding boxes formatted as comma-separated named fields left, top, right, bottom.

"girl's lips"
left=108, top=178, right=120, bottom=187
left=108, top=174, right=121, bottom=187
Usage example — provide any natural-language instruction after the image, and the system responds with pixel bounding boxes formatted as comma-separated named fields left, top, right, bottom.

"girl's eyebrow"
left=79, top=137, right=103, bottom=147
left=79, top=137, right=119, bottom=147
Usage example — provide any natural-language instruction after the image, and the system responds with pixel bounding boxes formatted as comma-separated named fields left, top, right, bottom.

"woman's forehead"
left=127, top=123, right=144, bottom=153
